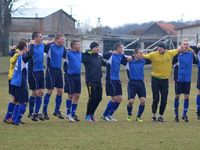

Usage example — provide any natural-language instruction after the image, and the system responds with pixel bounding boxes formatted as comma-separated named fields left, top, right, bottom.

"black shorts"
left=45, top=68, right=63, bottom=89
left=175, top=81, right=191, bottom=95
left=128, top=80, right=146, bottom=99
left=106, top=80, right=122, bottom=96
left=64, top=74, right=81, bottom=94
left=8, top=80, right=15, bottom=96
left=197, top=69, right=200, bottom=90
left=28, top=71, right=44, bottom=90
left=12, top=85, right=29, bottom=104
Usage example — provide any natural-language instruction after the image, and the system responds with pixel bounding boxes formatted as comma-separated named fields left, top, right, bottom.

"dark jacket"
left=82, top=50, right=105, bottom=83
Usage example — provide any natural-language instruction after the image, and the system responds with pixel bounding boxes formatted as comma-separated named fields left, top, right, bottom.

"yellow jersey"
left=143, top=49, right=179, bottom=79
left=8, top=49, right=20, bottom=80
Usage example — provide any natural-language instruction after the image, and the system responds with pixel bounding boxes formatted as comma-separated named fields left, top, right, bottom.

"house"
left=10, top=8, right=76, bottom=45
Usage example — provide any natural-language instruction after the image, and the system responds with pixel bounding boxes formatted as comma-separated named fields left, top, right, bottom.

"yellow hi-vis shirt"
left=143, top=49, right=179, bottom=79
left=8, top=49, right=20, bottom=80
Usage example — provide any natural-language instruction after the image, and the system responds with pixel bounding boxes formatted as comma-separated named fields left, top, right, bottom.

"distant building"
left=10, top=9, right=76, bottom=45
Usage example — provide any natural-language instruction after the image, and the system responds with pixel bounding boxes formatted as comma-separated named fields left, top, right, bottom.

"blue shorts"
left=64, top=74, right=81, bottom=94
left=12, top=85, right=29, bottom=104
left=197, top=69, right=200, bottom=90
left=8, top=80, right=15, bottom=96
left=28, top=71, right=44, bottom=90
left=106, top=80, right=122, bottom=96
left=45, top=68, right=63, bottom=90
left=128, top=80, right=146, bottom=99
left=175, top=81, right=191, bottom=95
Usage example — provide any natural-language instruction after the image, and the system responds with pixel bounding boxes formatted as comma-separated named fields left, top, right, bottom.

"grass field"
left=0, top=56, right=200, bottom=150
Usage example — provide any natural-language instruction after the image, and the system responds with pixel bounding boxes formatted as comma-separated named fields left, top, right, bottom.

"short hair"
left=17, top=39, right=27, bottom=50
left=113, top=42, right=122, bottom=50
left=55, top=33, right=64, bottom=40
left=134, top=48, right=141, bottom=54
left=70, top=40, right=80, bottom=48
left=182, top=39, right=189, bottom=43
left=32, top=32, right=40, bottom=40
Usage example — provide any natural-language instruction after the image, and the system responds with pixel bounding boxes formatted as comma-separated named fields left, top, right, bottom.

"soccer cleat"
left=101, top=116, right=111, bottom=121
left=37, top=113, right=45, bottom=121
left=182, top=116, right=189, bottom=122
left=127, top=115, right=132, bottom=122
left=108, top=116, right=117, bottom=122
left=72, top=115, right=80, bottom=122
left=175, top=116, right=179, bottom=122
left=66, top=114, right=75, bottom=122
left=157, top=116, right=165, bottom=122
left=136, top=117, right=143, bottom=123
left=31, top=114, right=39, bottom=122
left=43, top=112, right=50, bottom=120
left=53, top=111, right=64, bottom=119
left=91, top=115, right=97, bottom=122
left=85, top=115, right=93, bottom=122
left=3, top=118, right=13, bottom=124
left=152, top=116, right=157, bottom=122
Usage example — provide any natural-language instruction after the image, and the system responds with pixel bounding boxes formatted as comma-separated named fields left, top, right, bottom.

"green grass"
left=0, top=56, right=9, bottom=73
left=0, top=63, right=200, bottom=150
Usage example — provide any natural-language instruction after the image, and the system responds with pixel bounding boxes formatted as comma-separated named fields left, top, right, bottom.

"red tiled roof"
left=156, top=22, right=177, bottom=35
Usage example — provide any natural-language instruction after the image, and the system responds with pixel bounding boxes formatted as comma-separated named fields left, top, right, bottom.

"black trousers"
left=151, top=77, right=169, bottom=115
left=86, top=82, right=102, bottom=115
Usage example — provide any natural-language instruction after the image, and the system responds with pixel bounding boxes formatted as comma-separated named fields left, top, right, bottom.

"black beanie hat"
left=158, top=42, right=167, bottom=49
left=90, top=42, right=99, bottom=50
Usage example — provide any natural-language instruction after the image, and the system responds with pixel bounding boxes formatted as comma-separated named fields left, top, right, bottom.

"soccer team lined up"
left=3, top=32, right=200, bottom=125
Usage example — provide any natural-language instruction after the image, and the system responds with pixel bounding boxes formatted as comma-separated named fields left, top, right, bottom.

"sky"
left=18, top=0, right=200, bottom=28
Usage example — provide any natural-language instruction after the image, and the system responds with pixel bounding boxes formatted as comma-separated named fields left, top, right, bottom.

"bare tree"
left=0, top=0, right=30, bottom=56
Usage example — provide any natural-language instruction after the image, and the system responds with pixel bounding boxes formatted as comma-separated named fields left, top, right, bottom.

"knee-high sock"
left=103, top=100, right=114, bottom=117
left=12, top=104, right=19, bottom=121
left=66, top=99, right=72, bottom=115
left=4, top=102, right=16, bottom=120
left=174, top=98, right=179, bottom=117
left=127, top=105, right=133, bottom=116
left=13, top=104, right=27, bottom=125
left=109, top=102, right=120, bottom=116
left=35, top=96, right=42, bottom=114
left=29, top=96, right=36, bottom=115
left=196, top=95, right=200, bottom=113
left=137, top=104, right=145, bottom=118
left=71, top=103, right=78, bottom=117
left=183, top=99, right=189, bottom=117
left=42, top=93, right=51, bottom=113
left=54, top=95, right=62, bottom=114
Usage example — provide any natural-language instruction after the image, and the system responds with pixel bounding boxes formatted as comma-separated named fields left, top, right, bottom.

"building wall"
left=143, top=24, right=166, bottom=36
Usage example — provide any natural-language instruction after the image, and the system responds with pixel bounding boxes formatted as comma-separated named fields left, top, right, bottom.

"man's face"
left=35, top=34, right=43, bottom=44
left=158, top=47, right=165, bottom=54
left=74, top=42, right=81, bottom=51
left=92, top=46, right=100, bottom=53
left=56, top=36, right=65, bottom=46
left=135, top=50, right=143, bottom=59
left=181, top=41, right=189, bottom=52
left=116, top=45, right=124, bottom=54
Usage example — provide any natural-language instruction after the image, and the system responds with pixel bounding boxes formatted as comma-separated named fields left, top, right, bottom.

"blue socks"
left=66, top=99, right=72, bottom=115
left=29, top=96, right=36, bottom=115
left=103, top=100, right=120, bottom=116
left=174, top=98, right=179, bottom=117
left=137, top=104, right=145, bottom=118
left=35, top=96, right=42, bottom=114
left=71, top=103, right=78, bottom=117
left=43, top=93, right=51, bottom=113
left=196, top=95, right=200, bottom=112
left=12, top=104, right=19, bottom=121
left=54, top=95, right=62, bottom=114
left=4, top=102, right=16, bottom=120
left=13, top=104, right=27, bottom=125
left=110, top=102, right=120, bottom=116
left=127, top=105, right=133, bottom=116
left=183, top=99, right=189, bottom=117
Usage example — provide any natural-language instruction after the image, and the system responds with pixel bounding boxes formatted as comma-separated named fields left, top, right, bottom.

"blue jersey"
left=103, top=52, right=127, bottom=80
left=11, top=55, right=29, bottom=87
left=127, top=59, right=146, bottom=80
left=177, top=51, right=193, bottom=82
left=64, top=50, right=82, bottom=75
left=46, top=43, right=65, bottom=69
left=29, top=44, right=44, bottom=72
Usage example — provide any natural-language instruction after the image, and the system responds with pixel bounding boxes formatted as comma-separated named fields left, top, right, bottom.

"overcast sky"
left=29, top=0, right=200, bottom=27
